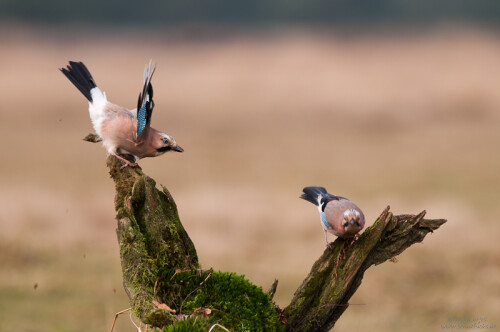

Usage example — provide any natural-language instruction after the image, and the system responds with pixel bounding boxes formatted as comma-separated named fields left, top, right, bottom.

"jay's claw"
left=119, top=161, right=138, bottom=170
left=112, top=153, right=138, bottom=170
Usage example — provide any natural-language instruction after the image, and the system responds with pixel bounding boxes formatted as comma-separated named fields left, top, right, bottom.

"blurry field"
left=0, top=25, right=499, bottom=331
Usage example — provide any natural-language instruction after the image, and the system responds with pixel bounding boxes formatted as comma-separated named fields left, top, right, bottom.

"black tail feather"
left=300, top=186, right=328, bottom=206
left=60, top=61, right=97, bottom=102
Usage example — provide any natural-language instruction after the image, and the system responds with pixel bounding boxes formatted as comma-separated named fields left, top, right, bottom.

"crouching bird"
left=60, top=61, right=183, bottom=169
left=300, top=186, right=365, bottom=248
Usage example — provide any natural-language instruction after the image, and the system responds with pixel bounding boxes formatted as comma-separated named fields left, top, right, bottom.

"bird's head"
left=154, top=133, right=184, bottom=156
left=343, top=209, right=363, bottom=234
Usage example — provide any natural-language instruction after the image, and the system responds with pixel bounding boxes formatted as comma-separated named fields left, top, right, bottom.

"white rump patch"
left=88, top=87, right=108, bottom=135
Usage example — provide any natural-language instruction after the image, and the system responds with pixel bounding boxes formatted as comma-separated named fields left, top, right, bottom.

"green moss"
left=303, top=272, right=327, bottom=307
left=161, top=317, right=209, bottom=332
left=155, top=269, right=283, bottom=331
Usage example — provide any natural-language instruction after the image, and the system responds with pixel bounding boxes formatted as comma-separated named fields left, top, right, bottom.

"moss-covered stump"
left=103, top=149, right=446, bottom=331
left=108, top=155, right=199, bottom=326
left=283, top=207, right=447, bottom=332
left=107, top=155, right=282, bottom=330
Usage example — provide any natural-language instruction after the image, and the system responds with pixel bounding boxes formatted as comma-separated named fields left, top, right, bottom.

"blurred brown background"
left=1, top=3, right=500, bottom=331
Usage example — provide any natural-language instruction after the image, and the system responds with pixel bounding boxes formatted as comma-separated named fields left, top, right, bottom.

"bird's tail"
left=60, top=61, right=98, bottom=102
left=300, top=186, right=328, bottom=206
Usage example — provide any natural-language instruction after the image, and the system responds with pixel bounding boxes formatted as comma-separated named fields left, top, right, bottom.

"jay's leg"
left=111, top=153, right=138, bottom=169
left=324, top=229, right=332, bottom=249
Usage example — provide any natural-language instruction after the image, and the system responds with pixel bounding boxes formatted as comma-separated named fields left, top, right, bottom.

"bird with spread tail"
left=60, top=61, right=183, bottom=169
left=300, top=186, right=365, bottom=248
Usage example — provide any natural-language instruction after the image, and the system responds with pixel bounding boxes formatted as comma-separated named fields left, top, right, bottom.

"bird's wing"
left=136, top=60, right=156, bottom=141
left=321, top=193, right=346, bottom=211
left=325, top=193, right=346, bottom=201
left=320, top=211, right=331, bottom=229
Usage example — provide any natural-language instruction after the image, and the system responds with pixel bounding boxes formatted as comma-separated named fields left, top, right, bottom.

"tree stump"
left=105, top=155, right=446, bottom=331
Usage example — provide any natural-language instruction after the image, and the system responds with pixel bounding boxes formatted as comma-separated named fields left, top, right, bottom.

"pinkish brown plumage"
left=60, top=61, right=183, bottom=169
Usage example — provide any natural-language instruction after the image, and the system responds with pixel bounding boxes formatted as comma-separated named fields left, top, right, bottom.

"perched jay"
left=60, top=61, right=183, bottom=169
left=300, top=186, right=365, bottom=248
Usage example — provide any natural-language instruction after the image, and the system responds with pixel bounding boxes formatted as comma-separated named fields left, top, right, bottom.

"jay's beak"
left=173, top=145, right=184, bottom=153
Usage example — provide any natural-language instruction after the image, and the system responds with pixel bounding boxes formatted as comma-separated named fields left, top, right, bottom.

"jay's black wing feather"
left=136, top=61, right=156, bottom=139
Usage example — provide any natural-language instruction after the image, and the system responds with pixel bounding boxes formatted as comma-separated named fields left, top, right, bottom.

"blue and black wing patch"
left=137, top=104, right=148, bottom=136
left=320, top=211, right=331, bottom=229
left=136, top=61, right=156, bottom=139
